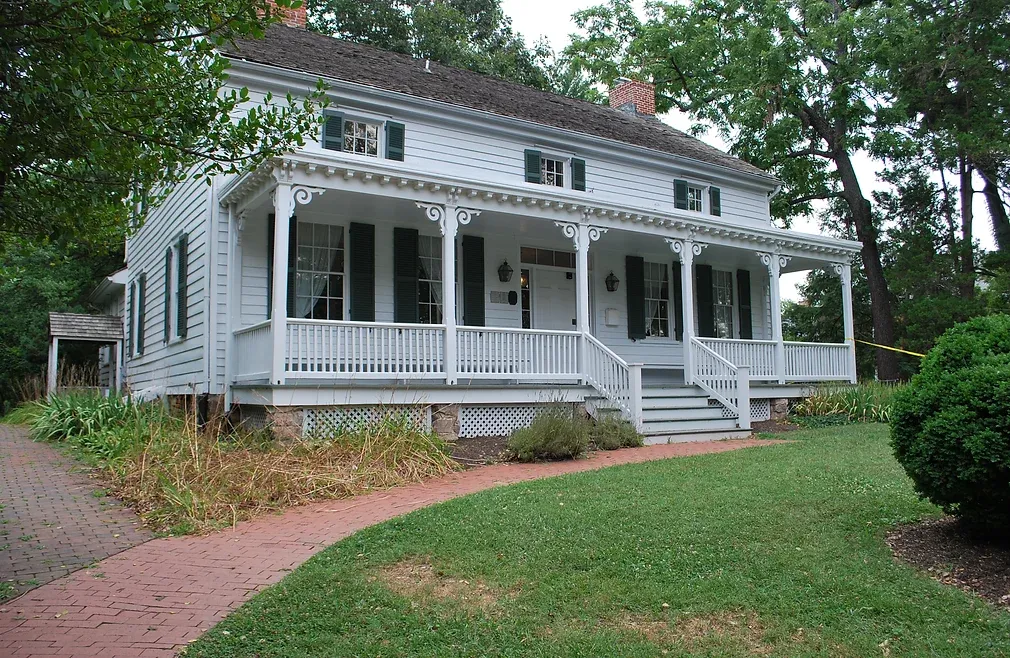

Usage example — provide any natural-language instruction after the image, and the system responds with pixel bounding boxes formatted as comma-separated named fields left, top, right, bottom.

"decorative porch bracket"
left=557, top=221, right=607, bottom=383
left=668, top=237, right=707, bottom=384
left=269, top=183, right=326, bottom=385
left=757, top=251, right=791, bottom=384
left=828, top=261, right=858, bottom=383
left=416, top=201, right=482, bottom=385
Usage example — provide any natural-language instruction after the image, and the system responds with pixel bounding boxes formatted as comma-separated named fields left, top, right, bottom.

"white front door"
left=534, top=268, right=577, bottom=331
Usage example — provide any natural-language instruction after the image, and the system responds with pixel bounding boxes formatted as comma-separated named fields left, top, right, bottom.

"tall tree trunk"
left=834, top=150, right=901, bottom=382
left=976, top=163, right=1010, bottom=252
left=958, top=153, right=975, bottom=298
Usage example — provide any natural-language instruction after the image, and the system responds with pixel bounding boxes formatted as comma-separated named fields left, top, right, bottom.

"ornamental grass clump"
left=507, top=407, right=590, bottom=462
left=890, top=314, right=1010, bottom=538
left=30, top=394, right=458, bottom=534
left=792, top=381, right=901, bottom=425
left=590, top=414, right=644, bottom=450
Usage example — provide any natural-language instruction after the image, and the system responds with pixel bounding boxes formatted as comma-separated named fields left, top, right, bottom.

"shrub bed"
left=791, top=381, right=901, bottom=425
left=507, top=408, right=643, bottom=462
left=890, top=315, right=1010, bottom=536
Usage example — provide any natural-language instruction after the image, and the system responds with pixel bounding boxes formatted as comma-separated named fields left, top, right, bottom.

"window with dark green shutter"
left=385, top=121, right=405, bottom=161
left=737, top=269, right=752, bottom=339
left=349, top=223, right=375, bottom=321
left=136, top=273, right=147, bottom=355
left=163, top=247, right=173, bottom=342
left=674, top=179, right=689, bottom=210
left=625, top=256, right=646, bottom=340
left=323, top=113, right=343, bottom=151
left=393, top=227, right=419, bottom=323
left=709, top=186, right=722, bottom=216
left=461, top=235, right=485, bottom=326
left=696, top=264, right=715, bottom=337
left=672, top=263, right=684, bottom=341
left=572, top=158, right=586, bottom=191
left=176, top=233, right=188, bottom=338
left=524, top=149, right=541, bottom=184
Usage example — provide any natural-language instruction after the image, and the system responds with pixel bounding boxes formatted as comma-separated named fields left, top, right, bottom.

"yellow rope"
left=854, top=338, right=925, bottom=358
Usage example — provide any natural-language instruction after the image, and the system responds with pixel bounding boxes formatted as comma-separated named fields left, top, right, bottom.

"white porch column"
left=668, top=238, right=703, bottom=385
left=270, top=184, right=292, bottom=385
left=47, top=337, right=59, bottom=398
left=758, top=252, right=790, bottom=384
left=833, top=262, right=858, bottom=384
left=557, top=221, right=607, bottom=383
left=419, top=200, right=481, bottom=385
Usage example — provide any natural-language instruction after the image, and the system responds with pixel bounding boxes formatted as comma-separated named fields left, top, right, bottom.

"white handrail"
left=689, top=337, right=751, bottom=430
left=457, top=327, right=581, bottom=380
left=583, top=333, right=643, bottom=428
left=696, top=337, right=777, bottom=380
left=232, top=322, right=272, bottom=381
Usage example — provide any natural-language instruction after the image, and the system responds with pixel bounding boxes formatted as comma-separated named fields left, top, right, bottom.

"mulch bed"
left=449, top=436, right=509, bottom=467
left=887, top=517, right=1010, bottom=609
left=752, top=419, right=802, bottom=433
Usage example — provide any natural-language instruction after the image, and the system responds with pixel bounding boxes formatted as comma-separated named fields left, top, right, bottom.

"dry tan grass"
left=375, top=556, right=506, bottom=615
left=613, top=610, right=773, bottom=655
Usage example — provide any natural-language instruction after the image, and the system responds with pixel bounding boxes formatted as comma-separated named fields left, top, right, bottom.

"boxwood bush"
left=890, top=315, right=1010, bottom=536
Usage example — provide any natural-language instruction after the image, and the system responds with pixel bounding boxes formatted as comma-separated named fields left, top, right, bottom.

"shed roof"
left=49, top=313, right=123, bottom=342
left=224, top=26, right=773, bottom=181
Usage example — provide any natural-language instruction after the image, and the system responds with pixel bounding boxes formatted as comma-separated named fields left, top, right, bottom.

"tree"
left=566, top=0, right=904, bottom=379
left=1, top=0, right=324, bottom=240
left=308, top=0, right=553, bottom=90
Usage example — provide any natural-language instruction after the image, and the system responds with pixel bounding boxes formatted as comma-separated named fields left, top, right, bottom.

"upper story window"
left=644, top=261, right=670, bottom=338
left=344, top=120, right=379, bottom=157
left=675, top=179, right=722, bottom=216
left=322, top=113, right=405, bottom=161
left=687, top=185, right=704, bottom=212
left=524, top=149, right=586, bottom=191
left=541, top=156, right=565, bottom=187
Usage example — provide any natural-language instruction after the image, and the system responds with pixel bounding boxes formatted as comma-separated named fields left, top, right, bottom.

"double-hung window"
left=644, top=261, right=670, bottom=338
left=713, top=270, right=735, bottom=338
left=541, top=156, right=565, bottom=187
left=417, top=235, right=443, bottom=324
left=343, top=119, right=379, bottom=157
left=687, top=185, right=704, bottom=212
left=294, top=222, right=345, bottom=321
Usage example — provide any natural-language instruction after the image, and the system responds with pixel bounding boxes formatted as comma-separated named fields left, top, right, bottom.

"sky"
left=500, top=0, right=997, bottom=301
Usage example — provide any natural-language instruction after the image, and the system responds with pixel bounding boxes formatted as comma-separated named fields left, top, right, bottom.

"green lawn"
left=184, top=425, right=1010, bottom=657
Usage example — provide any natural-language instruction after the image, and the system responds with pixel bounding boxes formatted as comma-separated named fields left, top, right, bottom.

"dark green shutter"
left=128, top=283, right=135, bottom=354
left=672, top=263, right=684, bottom=341
left=286, top=216, right=297, bottom=318
left=462, top=235, right=485, bottom=326
left=176, top=233, right=188, bottom=338
left=710, top=186, right=722, bottom=216
left=524, top=149, right=541, bottom=183
left=266, top=213, right=275, bottom=319
left=163, top=247, right=173, bottom=341
left=137, top=273, right=147, bottom=355
left=349, top=222, right=375, bottom=321
left=385, top=121, right=405, bottom=161
left=626, top=256, right=646, bottom=340
left=323, top=113, right=343, bottom=151
left=572, top=158, right=586, bottom=191
left=393, top=227, right=419, bottom=323
left=737, top=269, right=752, bottom=339
left=674, top=179, right=689, bottom=210
left=696, top=264, right=715, bottom=338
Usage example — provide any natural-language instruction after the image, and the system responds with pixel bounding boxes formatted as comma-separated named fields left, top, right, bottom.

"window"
left=418, top=234, right=443, bottom=324
left=294, top=222, right=345, bottom=320
left=541, top=156, right=565, bottom=187
left=165, top=244, right=179, bottom=340
left=343, top=119, right=379, bottom=157
left=644, top=261, right=670, bottom=338
left=713, top=270, right=735, bottom=338
left=521, top=268, right=532, bottom=329
left=520, top=246, right=575, bottom=269
left=688, top=185, right=704, bottom=212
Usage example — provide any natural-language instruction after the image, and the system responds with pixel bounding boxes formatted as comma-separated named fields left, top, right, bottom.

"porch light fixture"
left=605, top=271, right=620, bottom=292
left=498, top=260, right=514, bottom=283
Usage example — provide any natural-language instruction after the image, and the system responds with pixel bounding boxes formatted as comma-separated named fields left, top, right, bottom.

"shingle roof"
left=224, top=26, right=772, bottom=180
left=49, top=313, right=123, bottom=341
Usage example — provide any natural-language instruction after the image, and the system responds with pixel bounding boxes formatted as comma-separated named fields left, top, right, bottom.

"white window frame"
left=166, top=241, right=182, bottom=343
left=539, top=154, right=567, bottom=188
left=293, top=220, right=347, bottom=321
left=321, top=110, right=386, bottom=158
left=687, top=185, right=705, bottom=212
left=713, top=269, right=735, bottom=339
left=129, top=279, right=142, bottom=356
left=644, top=261, right=671, bottom=339
left=417, top=233, right=443, bottom=325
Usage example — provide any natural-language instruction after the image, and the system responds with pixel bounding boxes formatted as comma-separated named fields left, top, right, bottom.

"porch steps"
left=588, top=384, right=747, bottom=443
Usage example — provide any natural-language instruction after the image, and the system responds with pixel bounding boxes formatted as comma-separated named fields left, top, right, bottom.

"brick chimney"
left=268, top=1, right=307, bottom=28
left=609, top=78, right=656, bottom=116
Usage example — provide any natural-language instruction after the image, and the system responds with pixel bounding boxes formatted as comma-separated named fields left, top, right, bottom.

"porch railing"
left=456, top=327, right=580, bottom=381
left=695, top=337, right=777, bottom=380
left=233, top=320, right=272, bottom=382
left=784, top=342, right=851, bottom=381
left=583, top=333, right=643, bottom=428
left=285, top=319, right=446, bottom=379
left=689, top=337, right=751, bottom=429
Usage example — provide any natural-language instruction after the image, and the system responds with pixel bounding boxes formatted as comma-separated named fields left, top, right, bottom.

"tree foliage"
left=1, top=0, right=325, bottom=239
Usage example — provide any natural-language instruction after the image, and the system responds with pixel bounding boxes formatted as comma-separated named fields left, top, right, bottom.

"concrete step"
left=642, top=386, right=708, bottom=398
left=641, top=405, right=727, bottom=422
left=642, top=429, right=753, bottom=445
left=640, top=416, right=740, bottom=434
left=642, top=395, right=713, bottom=410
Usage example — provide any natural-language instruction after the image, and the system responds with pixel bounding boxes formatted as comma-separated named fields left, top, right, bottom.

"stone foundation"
left=268, top=407, right=304, bottom=441
left=431, top=404, right=460, bottom=442
left=770, top=398, right=790, bottom=421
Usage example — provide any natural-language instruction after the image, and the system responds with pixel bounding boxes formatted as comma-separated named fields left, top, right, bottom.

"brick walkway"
left=0, top=435, right=781, bottom=658
left=0, top=426, right=151, bottom=602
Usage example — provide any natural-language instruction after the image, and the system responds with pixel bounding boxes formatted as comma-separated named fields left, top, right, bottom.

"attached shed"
left=47, top=313, right=124, bottom=397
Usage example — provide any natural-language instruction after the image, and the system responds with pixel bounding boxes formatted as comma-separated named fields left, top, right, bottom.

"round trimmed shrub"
left=890, top=314, right=1010, bottom=536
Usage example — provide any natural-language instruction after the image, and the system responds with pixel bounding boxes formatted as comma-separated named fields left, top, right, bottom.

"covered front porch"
left=222, top=154, right=859, bottom=431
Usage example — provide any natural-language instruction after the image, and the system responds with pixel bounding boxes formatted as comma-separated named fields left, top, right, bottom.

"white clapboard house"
left=94, top=16, right=860, bottom=442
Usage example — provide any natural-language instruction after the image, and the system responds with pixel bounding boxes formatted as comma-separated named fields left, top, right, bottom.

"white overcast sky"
left=501, top=0, right=996, bottom=301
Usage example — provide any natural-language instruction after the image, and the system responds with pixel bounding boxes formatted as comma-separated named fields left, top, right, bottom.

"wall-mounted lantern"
left=605, top=271, right=620, bottom=292
left=498, top=260, right=514, bottom=283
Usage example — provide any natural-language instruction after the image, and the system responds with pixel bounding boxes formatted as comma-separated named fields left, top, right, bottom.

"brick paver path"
left=0, top=425, right=151, bottom=601
left=0, top=436, right=781, bottom=658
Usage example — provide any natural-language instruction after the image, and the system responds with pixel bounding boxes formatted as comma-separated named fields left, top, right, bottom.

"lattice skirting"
left=707, top=398, right=737, bottom=419
left=750, top=398, right=771, bottom=422
left=459, top=404, right=571, bottom=438
left=303, top=405, right=432, bottom=437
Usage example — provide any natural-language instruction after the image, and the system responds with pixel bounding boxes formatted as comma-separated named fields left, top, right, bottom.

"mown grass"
left=184, top=424, right=1010, bottom=657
